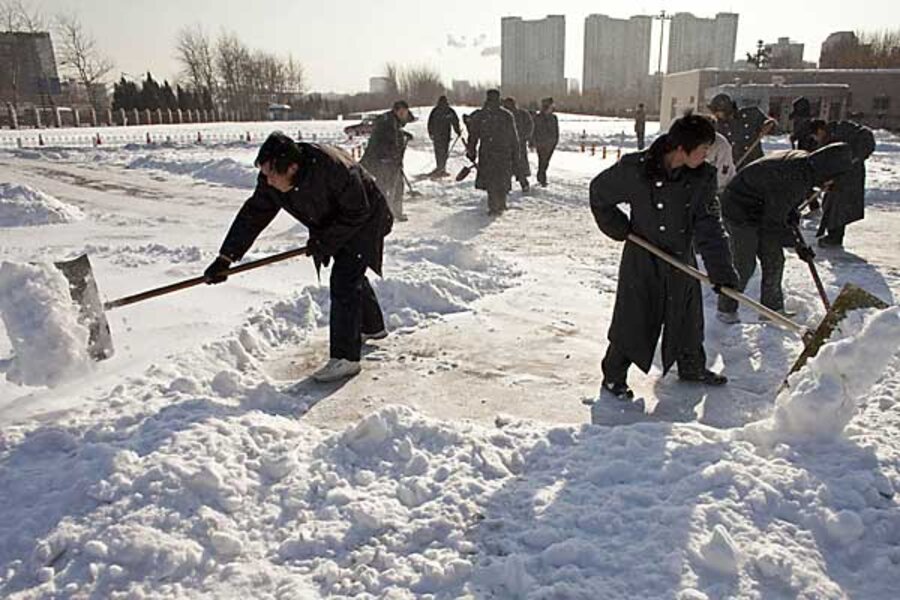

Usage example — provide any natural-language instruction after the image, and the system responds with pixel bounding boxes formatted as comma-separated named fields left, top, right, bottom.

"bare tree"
left=1, top=0, right=46, bottom=108
left=400, top=65, right=445, bottom=105
left=175, top=24, right=217, bottom=99
left=55, top=13, right=114, bottom=112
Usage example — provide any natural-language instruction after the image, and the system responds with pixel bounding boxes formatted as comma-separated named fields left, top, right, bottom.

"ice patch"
left=0, top=261, right=91, bottom=387
left=0, top=183, right=84, bottom=227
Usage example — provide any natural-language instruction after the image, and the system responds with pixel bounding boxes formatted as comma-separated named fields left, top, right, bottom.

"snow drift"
left=0, top=262, right=91, bottom=387
left=126, top=156, right=256, bottom=189
left=0, top=183, right=83, bottom=227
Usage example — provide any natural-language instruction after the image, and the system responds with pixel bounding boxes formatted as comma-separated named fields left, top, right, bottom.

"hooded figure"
left=708, top=93, right=776, bottom=168
left=716, top=143, right=854, bottom=321
left=502, top=96, right=534, bottom=191
left=590, top=115, right=738, bottom=398
left=466, top=90, right=521, bottom=215
left=427, top=95, right=461, bottom=176
left=813, top=120, right=876, bottom=247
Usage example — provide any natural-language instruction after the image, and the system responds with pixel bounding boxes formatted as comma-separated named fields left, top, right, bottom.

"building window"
left=873, top=95, right=890, bottom=112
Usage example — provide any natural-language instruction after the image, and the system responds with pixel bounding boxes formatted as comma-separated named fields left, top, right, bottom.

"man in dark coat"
left=532, top=97, right=559, bottom=187
left=789, top=97, right=818, bottom=152
left=360, top=100, right=415, bottom=222
left=590, top=115, right=739, bottom=399
left=502, top=96, right=534, bottom=192
left=811, top=120, right=876, bottom=247
left=709, top=93, right=777, bottom=169
left=466, top=90, right=520, bottom=215
left=204, top=132, right=394, bottom=383
left=427, top=95, right=461, bottom=177
left=634, top=103, right=647, bottom=150
left=716, top=143, right=854, bottom=323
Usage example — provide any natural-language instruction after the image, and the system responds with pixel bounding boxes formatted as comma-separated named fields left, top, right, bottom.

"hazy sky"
left=35, top=0, right=900, bottom=92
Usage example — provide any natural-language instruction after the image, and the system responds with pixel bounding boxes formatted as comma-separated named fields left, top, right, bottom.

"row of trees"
left=111, top=73, right=213, bottom=113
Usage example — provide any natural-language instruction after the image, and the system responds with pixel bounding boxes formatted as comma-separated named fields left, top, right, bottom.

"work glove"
left=204, top=255, right=232, bottom=285
left=306, top=239, right=331, bottom=275
left=795, top=244, right=816, bottom=262
left=710, top=267, right=739, bottom=295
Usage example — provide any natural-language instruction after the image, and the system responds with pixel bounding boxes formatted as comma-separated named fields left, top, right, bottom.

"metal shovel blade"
left=455, top=164, right=474, bottom=182
left=788, top=283, right=888, bottom=375
left=55, top=254, right=114, bottom=361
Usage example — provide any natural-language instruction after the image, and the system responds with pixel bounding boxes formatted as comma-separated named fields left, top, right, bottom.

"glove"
left=204, top=255, right=232, bottom=285
left=796, top=244, right=816, bottom=262
left=306, top=238, right=331, bottom=268
left=710, top=267, right=739, bottom=295
left=466, top=150, right=476, bottom=163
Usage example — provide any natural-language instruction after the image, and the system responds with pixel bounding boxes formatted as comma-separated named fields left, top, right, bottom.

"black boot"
left=601, top=380, right=634, bottom=400
left=678, top=369, right=728, bottom=386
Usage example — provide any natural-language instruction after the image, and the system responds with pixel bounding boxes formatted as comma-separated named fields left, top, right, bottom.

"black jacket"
left=723, top=143, right=854, bottom=232
left=715, top=106, right=769, bottom=166
left=360, top=111, right=406, bottom=168
left=821, top=121, right=876, bottom=230
left=220, top=143, right=393, bottom=276
left=427, top=103, right=461, bottom=141
left=590, top=135, right=735, bottom=373
left=532, top=111, right=559, bottom=148
left=466, top=101, right=521, bottom=193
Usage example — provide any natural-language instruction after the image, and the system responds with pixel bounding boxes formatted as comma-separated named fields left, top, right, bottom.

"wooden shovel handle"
left=104, top=246, right=308, bottom=311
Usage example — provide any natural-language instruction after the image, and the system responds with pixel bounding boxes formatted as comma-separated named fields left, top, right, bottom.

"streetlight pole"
left=654, top=10, right=672, bottom=114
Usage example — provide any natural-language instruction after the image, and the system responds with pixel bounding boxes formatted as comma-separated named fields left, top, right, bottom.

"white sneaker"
left=312, top=359, right=361, bottom=383
left=716, top=311, right=740, bottom=324
left=362, top=329, right=388, bottom=343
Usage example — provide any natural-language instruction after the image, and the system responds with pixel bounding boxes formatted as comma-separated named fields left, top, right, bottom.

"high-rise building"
left=582, top=14, right=652, bottom=101
left=667, top=12, right=739, bottom=74
left=765, top=37, right=805, bottom=68
left=501, top=15, right=566, bottom=100
left=0, top=32, right=60, bottom=106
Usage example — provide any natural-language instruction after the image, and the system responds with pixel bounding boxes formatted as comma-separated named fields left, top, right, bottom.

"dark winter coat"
left=511, top=107, right=534, bottom=177
left=790, top=117, right=819, bottom=152
left=715, top=106, right=770, bottom=167
left=590, top=135, right=736, bottom=373
left=466, top=101, right=521, bottom=193
left=721, top=143, right=854, bottom=233
left=634, top=108, right=647, bottom=135
left=821, top=120, right=876, bottom=230
left=532, top=111, right=559, bottom=149
left=220, top=143, right=393, bottom=276
left=360, top=111, right=407, bottom=196
left=427, top=102, right=461, bottom=142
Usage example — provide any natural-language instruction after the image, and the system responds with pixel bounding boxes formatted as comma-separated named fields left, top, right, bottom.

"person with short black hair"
left=532, top=97, right=559, bottom=187
left=634, top=103, right=647, bottom=150
left=502, top=96, right=534, bottom=192
left=590, top=115, right=739, bottom=399
left=205, top=132, right=393, bottom=383
left=360, top=100, right=416, bottom=221
left=708, top=93, right=777, bottom=168
left=427, top=95, right=461, bottom=177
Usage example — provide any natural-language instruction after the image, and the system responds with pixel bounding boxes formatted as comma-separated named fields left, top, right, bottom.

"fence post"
left=132, top=108, right=139, bottom=126
left=33, top=107, right=42, bottom=128
left=53, top=107, right=63, bottom=128
left=73, top=108, right=81, bottom=128
left=6, top=103, right=17, bottom=130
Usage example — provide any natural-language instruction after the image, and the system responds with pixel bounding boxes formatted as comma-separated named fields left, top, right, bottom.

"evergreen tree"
left=161, top=81, right=178, bottom=110
left=141, top=72, right=162, bottom=111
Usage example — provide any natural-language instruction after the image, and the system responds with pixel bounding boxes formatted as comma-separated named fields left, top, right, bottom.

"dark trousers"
left=602, top=343, right=707, bottom=384
left=821, top=224, right=845, bottom=244
left=636, top=129, right=646, bottom=150
left=487, top=189, right=508, bottom=214
left=329, top=248, right=385, bottom=362
left=433, top=137, right=450, bottom=172
left=536, top=144, right=556, bottom=185
left=717, top=223, right=785, bottom=314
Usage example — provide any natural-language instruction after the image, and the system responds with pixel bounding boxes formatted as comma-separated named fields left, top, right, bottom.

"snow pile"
left=770, top=307, right=900, bottom=441
left=82, top=243, right=204, bottom=268
left=0, top=183, right=84, bottom=227
left=0, top=261, right=91, bottom=387
left=126, top=156, right=256, bottom=189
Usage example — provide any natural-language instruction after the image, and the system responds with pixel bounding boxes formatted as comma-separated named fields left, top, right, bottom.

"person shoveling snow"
left=205, top=132, right=394, bottom=383
left=0, top=261, right=92, bottom=387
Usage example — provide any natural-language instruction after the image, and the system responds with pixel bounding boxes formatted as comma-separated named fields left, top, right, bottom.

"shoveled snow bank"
left=126, top=156, right=256, bottom=189
left=0, top=183, right=84, bottom=227
left=0, top=262, right=91, bottom=387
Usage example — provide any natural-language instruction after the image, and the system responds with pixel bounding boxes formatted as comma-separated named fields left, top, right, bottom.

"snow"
left=0, top=262, right=92, bottom=387
left=0, top=113, right=898, bottom=598
left=0, top=183, right=84, bottom=227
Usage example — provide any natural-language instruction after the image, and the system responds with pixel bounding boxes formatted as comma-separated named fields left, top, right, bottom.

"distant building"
left=667, top=12, right=739, bottom=73
left=0, top=31, right=61, bottom=107
left=820, top=32, right=859, bottom=68
left=452, top=80, right=473, bottom=98
left=501, top=15, right=566, bottom=101
left=582, top=14, right=652, bottom=108
left=765, top=37, right=805, bottom=69
left=661, top=67, right=900, bottom=130
left=566, top=78, right=580, bottom=95
left=369, top=77, right=393, bottom=95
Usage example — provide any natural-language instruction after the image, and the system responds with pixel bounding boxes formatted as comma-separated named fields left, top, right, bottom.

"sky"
left=33, top=0, right=900, bottom=93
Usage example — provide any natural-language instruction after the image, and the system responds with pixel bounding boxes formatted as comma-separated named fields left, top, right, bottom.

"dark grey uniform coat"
left=466, top=102, right=521, bottom=193
left=589, top=136, right=736, bottom=373
left=819, top=120, right=876, bottom=231
left=715, top=106, right=770, bottom=167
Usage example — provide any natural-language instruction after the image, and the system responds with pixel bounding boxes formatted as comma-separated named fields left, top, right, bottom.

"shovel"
left=456, top=162, right=476, bottom=182
left=402, top=170, right=422, bottom=198
left=55, top=246, right=309, bottom=361
left=626, top=234, right=887, bottom=376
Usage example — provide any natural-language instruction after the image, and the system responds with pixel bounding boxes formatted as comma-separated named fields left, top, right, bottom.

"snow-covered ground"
left=1, top=112, right=899, bottom=598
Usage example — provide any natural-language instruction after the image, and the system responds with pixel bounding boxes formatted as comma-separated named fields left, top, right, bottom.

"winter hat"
left=707, top=93, right=735, bottom=115
left=789, top=97, right=812, bottom=119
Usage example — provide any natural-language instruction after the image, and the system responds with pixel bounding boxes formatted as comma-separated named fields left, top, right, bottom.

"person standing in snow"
left=360, top=100, right=416, bottom=222
left=204, top=132, right=393, bottom=383
left=708, top=93, right=777, bottom=169
left=634, top=103, right=647, bottom=150
left=502, top=96, right=534, bottom=192
left=789, top=97, right=818, bottom=152
left=466, top=89, right=521, bottom=215
left=590, top=115, right=739, bottom=399
left=427, top=95, right=461, bottom=178
left=810, top=119, right=876, bottom=248
left=715, top=143, right=854, bottom=324
left=532, top=97, right=559, bottom=187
